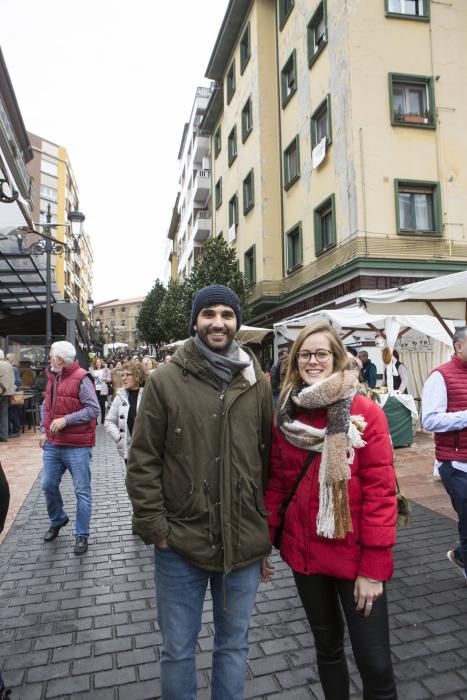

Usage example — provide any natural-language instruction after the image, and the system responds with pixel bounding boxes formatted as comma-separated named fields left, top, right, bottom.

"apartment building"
left=94, top=297, right=145, bottom=347
left=203, top=0, right=467, bottom=325
left=170, top=86, right=216, bottom=280
left=27, top=133, right=94, bottom=319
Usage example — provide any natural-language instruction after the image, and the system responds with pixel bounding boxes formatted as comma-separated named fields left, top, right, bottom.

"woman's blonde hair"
left=142, top=356, right=157, bottom=371
left=278, top=321, right=350, bottom=408
left=92, top=357, right=103, bottom=370
left=122, top=360, right=146, bottom=388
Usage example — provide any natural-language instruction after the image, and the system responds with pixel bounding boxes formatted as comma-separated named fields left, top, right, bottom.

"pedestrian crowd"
left=0, top=284, right=466, bottom=700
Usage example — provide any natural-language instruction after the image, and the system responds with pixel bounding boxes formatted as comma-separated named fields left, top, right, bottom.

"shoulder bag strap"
left=278, top=451, right=317, bottom=516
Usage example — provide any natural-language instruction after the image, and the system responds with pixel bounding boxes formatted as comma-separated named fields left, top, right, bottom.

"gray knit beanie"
left=189, top=284, right=242, bottom=336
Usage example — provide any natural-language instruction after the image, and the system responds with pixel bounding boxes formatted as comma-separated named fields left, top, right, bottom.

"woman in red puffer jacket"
left=264, top=321, right=397, bottom=700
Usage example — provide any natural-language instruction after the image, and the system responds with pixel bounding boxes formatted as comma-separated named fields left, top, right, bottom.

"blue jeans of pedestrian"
left=41, top=443, right=92, bottom=537
left=154, top=546, right=261, bottom=700
left=439, top=460, right=467, bottom=575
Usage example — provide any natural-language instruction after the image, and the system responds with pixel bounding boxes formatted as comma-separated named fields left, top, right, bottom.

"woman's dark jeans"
left=95, top=391, right=107, bottom=424
left=294, top=572, right=397, bottom=700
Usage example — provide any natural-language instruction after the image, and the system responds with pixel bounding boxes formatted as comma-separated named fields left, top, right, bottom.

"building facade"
left=94, top=297, right=145, bottom=348
left=202, top=0, right=467, bottom=324
left=27, top=133, right=94, bottom=320
left=169, top=86, right=215, bottom=281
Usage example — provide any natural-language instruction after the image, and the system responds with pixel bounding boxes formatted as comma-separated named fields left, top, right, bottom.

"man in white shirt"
left=422, top=327, right=467, bottom=583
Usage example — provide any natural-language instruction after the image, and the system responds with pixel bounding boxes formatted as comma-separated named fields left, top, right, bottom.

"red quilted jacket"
left=264, top=394, right=397, bottom=582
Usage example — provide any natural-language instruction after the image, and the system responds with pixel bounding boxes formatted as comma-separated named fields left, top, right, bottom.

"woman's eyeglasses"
left=121, top=373, right=133, bottom=379
left=297, top=350, right=333, bottom=364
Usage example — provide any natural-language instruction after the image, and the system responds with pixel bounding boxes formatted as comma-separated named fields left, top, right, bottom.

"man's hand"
left=354, top=575, right=383, bottom=617
left=156, top=538, right=170, bottom=550
left=50, top=417, right=67, bottom=436
left=39, top=435, right=47, bottom=449
left=261, top=556, right=275, bottom=583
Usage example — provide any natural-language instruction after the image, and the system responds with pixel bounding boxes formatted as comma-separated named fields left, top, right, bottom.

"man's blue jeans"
left=41, top=443, right=92, bottom=537
left=439, top=460, right=467, bottom=575
left=154, top=546, right=261, bottom=700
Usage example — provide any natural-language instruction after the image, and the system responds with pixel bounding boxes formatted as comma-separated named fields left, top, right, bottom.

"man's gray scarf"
left=193, top=334, right=250, bottom=387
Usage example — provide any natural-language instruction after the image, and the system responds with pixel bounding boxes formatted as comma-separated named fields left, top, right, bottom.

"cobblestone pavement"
left=1, top=427, right=467, bottom=699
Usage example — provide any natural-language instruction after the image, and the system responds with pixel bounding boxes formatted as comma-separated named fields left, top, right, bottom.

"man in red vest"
left=422, top=327, right=467, bottom=584
left=40, top=341, right=100, bottom=555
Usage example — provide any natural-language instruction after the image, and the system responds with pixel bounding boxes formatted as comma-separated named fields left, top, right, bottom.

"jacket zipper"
left=203, top=480, right=214, bottom=543
left=236, top=477, right=244, bottom=548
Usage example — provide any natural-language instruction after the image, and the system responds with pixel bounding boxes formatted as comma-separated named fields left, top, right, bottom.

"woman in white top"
left=90, top=357, right=111, bottom=424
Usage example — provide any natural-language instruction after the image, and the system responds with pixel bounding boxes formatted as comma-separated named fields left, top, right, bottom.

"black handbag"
left=273, top=451, right=316, bottom=549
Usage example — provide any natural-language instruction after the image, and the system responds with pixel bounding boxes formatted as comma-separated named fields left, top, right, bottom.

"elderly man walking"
left=0, top=350, right=16, bottom=442
left=422, top=327, right=467, bottom=583
left=40, top=341, right=99, bottom=555
left=127, top=284, right=273, bottom=700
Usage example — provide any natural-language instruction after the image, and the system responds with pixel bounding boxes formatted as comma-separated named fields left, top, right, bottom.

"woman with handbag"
left=264, top=321, right=397, bottom=700
left=89, top=357, right=111, bottom=424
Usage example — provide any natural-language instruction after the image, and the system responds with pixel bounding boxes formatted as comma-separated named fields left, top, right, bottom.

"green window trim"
left=283, top=135, right=300, bottom=190
left=228, top=126, right=238, bottom=167
left=226, top=60, right=236, bottom=104
left=279, top=0, right=294, bottom=29
left=215, top=177, right=223, bottom=210
left=313, top=193, right=336, bottom=256
left=311, top=94, right=332, bottom=147
left=240, top=23, right=251, bottom=74
left=385, top=0, right=430, bottom=21
left=389, top=73, right=436, bottom=129
left=229, top=194, right=239, bottom=228
left=243, top=169, right=255, bottom=215
left=241, top=97, right=253, bottom=142
left=281, top=50, right=297, bottom=108
left=244, top=244, right=256, bottom=286
left=394, top=179, right=442, bottom=235
left=214, top=126, right=222, bottom=158
left=307, top=0, right=327, bottom=69
left=285, top=222, right=303, bottom=273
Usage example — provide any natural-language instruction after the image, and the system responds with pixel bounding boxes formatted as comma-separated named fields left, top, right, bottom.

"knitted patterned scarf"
left=278, top=369, right=367, bottom=539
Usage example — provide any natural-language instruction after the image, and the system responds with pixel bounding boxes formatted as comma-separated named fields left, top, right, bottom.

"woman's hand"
left=354, top=575, right=383, bottom=617
left=261, top=556, right=275, bottom=583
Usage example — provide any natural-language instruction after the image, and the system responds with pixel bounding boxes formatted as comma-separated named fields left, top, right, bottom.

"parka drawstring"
left=182, top=359, right=188, bottom=381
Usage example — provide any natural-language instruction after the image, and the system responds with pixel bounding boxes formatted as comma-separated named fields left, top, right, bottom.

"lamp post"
left=16, top=202, right=85, bottom=357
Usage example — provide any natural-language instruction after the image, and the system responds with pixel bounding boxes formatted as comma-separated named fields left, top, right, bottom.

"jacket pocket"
left=165, top=481, right=195, bottom=517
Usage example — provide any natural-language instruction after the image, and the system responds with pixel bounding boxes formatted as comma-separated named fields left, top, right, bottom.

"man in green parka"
left=126, top=284, right=273, bottom=700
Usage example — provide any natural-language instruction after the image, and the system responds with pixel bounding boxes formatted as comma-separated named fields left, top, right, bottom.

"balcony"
left=193, top=169, right=211, bottom=202
left=193, top=132, right=210, bottom=163
left=193, top=209, right=211, bottom=242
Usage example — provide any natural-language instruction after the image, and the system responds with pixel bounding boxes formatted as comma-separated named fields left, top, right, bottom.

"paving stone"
left=94, top=666, right=136, bottom=688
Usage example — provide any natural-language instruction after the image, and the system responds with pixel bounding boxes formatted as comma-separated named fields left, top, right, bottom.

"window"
left=279, top=0, right=294, bottom=28
left=241, top=98, right=253, bottom=142
left=395, top=180, right=441, bottom=234
left=311, top=94, right=332, bottom=146
left=40, top=185, right=57, bottom=202
left=386, top=0, right=429, bottom=19
left=243, top=170, right=255, bottom=214
left=240, top=23, right=251, bottom=74
left=286, top=223, right=303, bottom=272
left=314, top=194, right=336, bottom=255
left=214, top=126, right=221, bottom=158
left=228, top=126, right=238, bottom=166
left=283, top=136, right=300, bottom=189
left=244, top=245, right=256, bottom=286
left=41, top=159, right=58, bottom=177
left=229, top=194, right=238, bottom=228
left=389, top=74, right=435, bottom=128
left=281, top=51, right=297, bottom=107
left=226, top=61, right=236, bottom=104
left=215, top=178, right=222, bottom=209
left=307, top=1, right=327, bottom=68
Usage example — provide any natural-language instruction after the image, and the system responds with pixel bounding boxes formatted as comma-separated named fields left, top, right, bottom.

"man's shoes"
left=44, top=517, right=69, bottom=542
left=0, top=686, right=11, bottom=698
left=74, top=536, right=88, bottom=555
left=447, top=549, right=464, bottom=569
left=9, top=432, right=20, bottom=438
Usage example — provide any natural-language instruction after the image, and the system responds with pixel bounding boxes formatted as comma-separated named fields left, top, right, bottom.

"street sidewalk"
left=1, top=427, right=467, bottom=699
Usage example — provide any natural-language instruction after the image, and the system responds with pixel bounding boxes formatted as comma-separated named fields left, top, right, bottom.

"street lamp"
left=15, top=202, right=85, bottom=357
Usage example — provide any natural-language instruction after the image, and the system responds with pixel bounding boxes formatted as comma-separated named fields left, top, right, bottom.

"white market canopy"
left=274, top=307, right=454, bottom=349
left=360, top=270, right=467, bottom=333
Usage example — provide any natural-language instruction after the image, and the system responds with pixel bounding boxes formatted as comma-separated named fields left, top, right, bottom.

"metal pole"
left=45, top=204, right=52, bottom=357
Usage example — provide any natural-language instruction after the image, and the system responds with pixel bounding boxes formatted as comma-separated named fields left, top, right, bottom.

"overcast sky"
left=1, top=0, right=229, bottom=304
